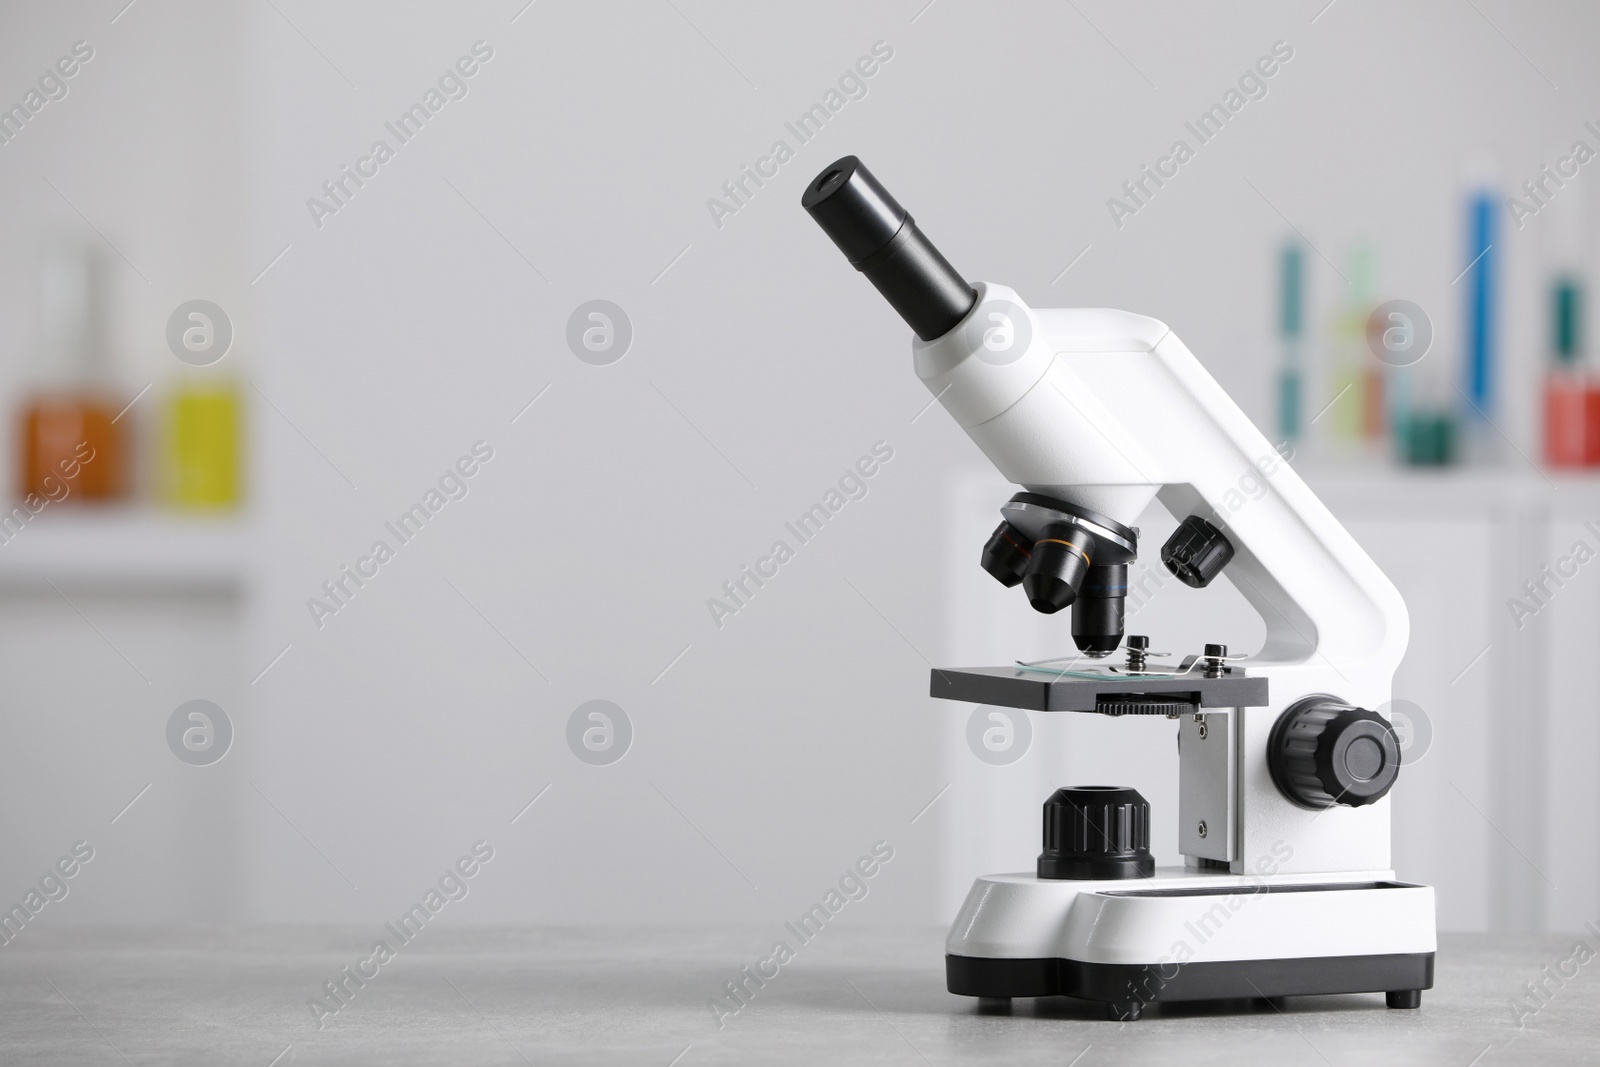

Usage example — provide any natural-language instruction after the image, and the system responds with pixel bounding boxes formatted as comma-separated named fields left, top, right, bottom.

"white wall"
left=0, top=0, right=1597, bottom=933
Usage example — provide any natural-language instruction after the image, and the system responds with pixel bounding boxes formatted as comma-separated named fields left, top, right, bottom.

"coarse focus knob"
left=1038, top=786, right=1155, bottom=880
left=1161, top=515, right=1234, bottom=588
left=1268, top=697, right=1401, bottom=809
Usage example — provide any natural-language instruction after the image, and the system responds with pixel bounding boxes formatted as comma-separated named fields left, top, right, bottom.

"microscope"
left=802, top=157, right=1435, bottom=1020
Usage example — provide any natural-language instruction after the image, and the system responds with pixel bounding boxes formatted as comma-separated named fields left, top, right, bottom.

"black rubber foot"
left=1386, top=990, right=1421, bottom=1009
left=976, top=997, right=1012, bottom=1014
left=1105, top=1000, right=1143, bottom=1021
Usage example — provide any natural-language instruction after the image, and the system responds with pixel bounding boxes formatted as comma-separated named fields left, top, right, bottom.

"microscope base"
left=946, top=869, right=1436, bottom=1020
left=948, top=950, right=1434, bottom=1020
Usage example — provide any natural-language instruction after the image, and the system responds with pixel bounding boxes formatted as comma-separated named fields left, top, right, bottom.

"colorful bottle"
left=1326, top=246, right=1376, bottom=448
left=1463, top=189, right=1496, bottom=416
left=1586, top=378, right=1600, bottom=466
left=1458, top=183, right=1499, bottom=464
left=159, top=380, right=242, bottom=508
left=1400, top=408, right=1456, bottom=466
left=1544, top=275, right=1586, bottom=467
left=19, top=241, right=126, bottom=501
left=1277, top=242, right=1304, bottom=444
left=1398, top=311, right=1457, bottom=468
left=1399, top=365, right=1457, bottom=467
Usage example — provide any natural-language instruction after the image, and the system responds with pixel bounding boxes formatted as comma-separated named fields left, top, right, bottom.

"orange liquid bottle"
left=20, top=242, right=126, bottom=502
left=21, top=397, right=121, bottom=499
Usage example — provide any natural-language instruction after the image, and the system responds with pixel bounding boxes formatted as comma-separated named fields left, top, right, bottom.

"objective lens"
left=1072, top=564, right=1127, bottom=657
left=980, top=522, right=1032, bottom=588
left=1022, top=523, right=1094, bottom=614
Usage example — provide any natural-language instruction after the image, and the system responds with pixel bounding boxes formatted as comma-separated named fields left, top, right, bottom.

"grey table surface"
left=1, top=927, right=1595, bottom=1065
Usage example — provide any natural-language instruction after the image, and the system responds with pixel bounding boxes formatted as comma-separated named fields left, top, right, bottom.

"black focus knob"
left=1161, top=515, right=1234, bottom=588
left=1268, top=697, right=1401, bottom=809
left=1038, top=786, right=1155, bottom=880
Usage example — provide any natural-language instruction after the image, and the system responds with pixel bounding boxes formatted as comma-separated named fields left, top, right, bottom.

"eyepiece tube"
left=802, top=156, right=978, bottom=342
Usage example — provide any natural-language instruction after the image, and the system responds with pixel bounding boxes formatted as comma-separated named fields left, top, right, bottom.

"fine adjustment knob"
left=1268, top=697, right=1401, bottom=809
left=1161, top=515, right=1234, bottom=588
left=1038, top=786, right=1155, bottom=880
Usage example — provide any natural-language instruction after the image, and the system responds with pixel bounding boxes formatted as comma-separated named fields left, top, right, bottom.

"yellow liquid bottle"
left=1325, top=245, right=1376, bottom=447
left=161, top=381, right=241, bottom=509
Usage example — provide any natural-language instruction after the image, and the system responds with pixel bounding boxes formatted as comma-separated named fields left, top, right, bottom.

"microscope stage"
left=929, top=664, right=1268, bottom=713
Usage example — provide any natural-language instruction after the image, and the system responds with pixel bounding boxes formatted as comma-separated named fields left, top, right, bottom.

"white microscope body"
left=803, top=157, right=1435, bottom=1020
left=926, top=284, right=1434, bottom=1017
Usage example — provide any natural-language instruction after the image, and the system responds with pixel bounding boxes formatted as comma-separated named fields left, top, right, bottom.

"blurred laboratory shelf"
left=1300, top=462, right=1600, bottom=519
left=0, top=926, right=1589, bottom=1065
left=0, top=507, right=253, bottom=591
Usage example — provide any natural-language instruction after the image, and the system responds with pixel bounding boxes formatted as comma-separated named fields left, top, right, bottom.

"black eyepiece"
left=802, top=156, right=977, bottom=342
left=802, top=157, right=907, bottom=265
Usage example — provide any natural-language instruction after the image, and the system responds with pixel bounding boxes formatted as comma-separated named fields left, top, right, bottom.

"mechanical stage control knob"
left=1038, top=785, right=1155, bottom=880
left=1268, top=697, right=1401, bottom=809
